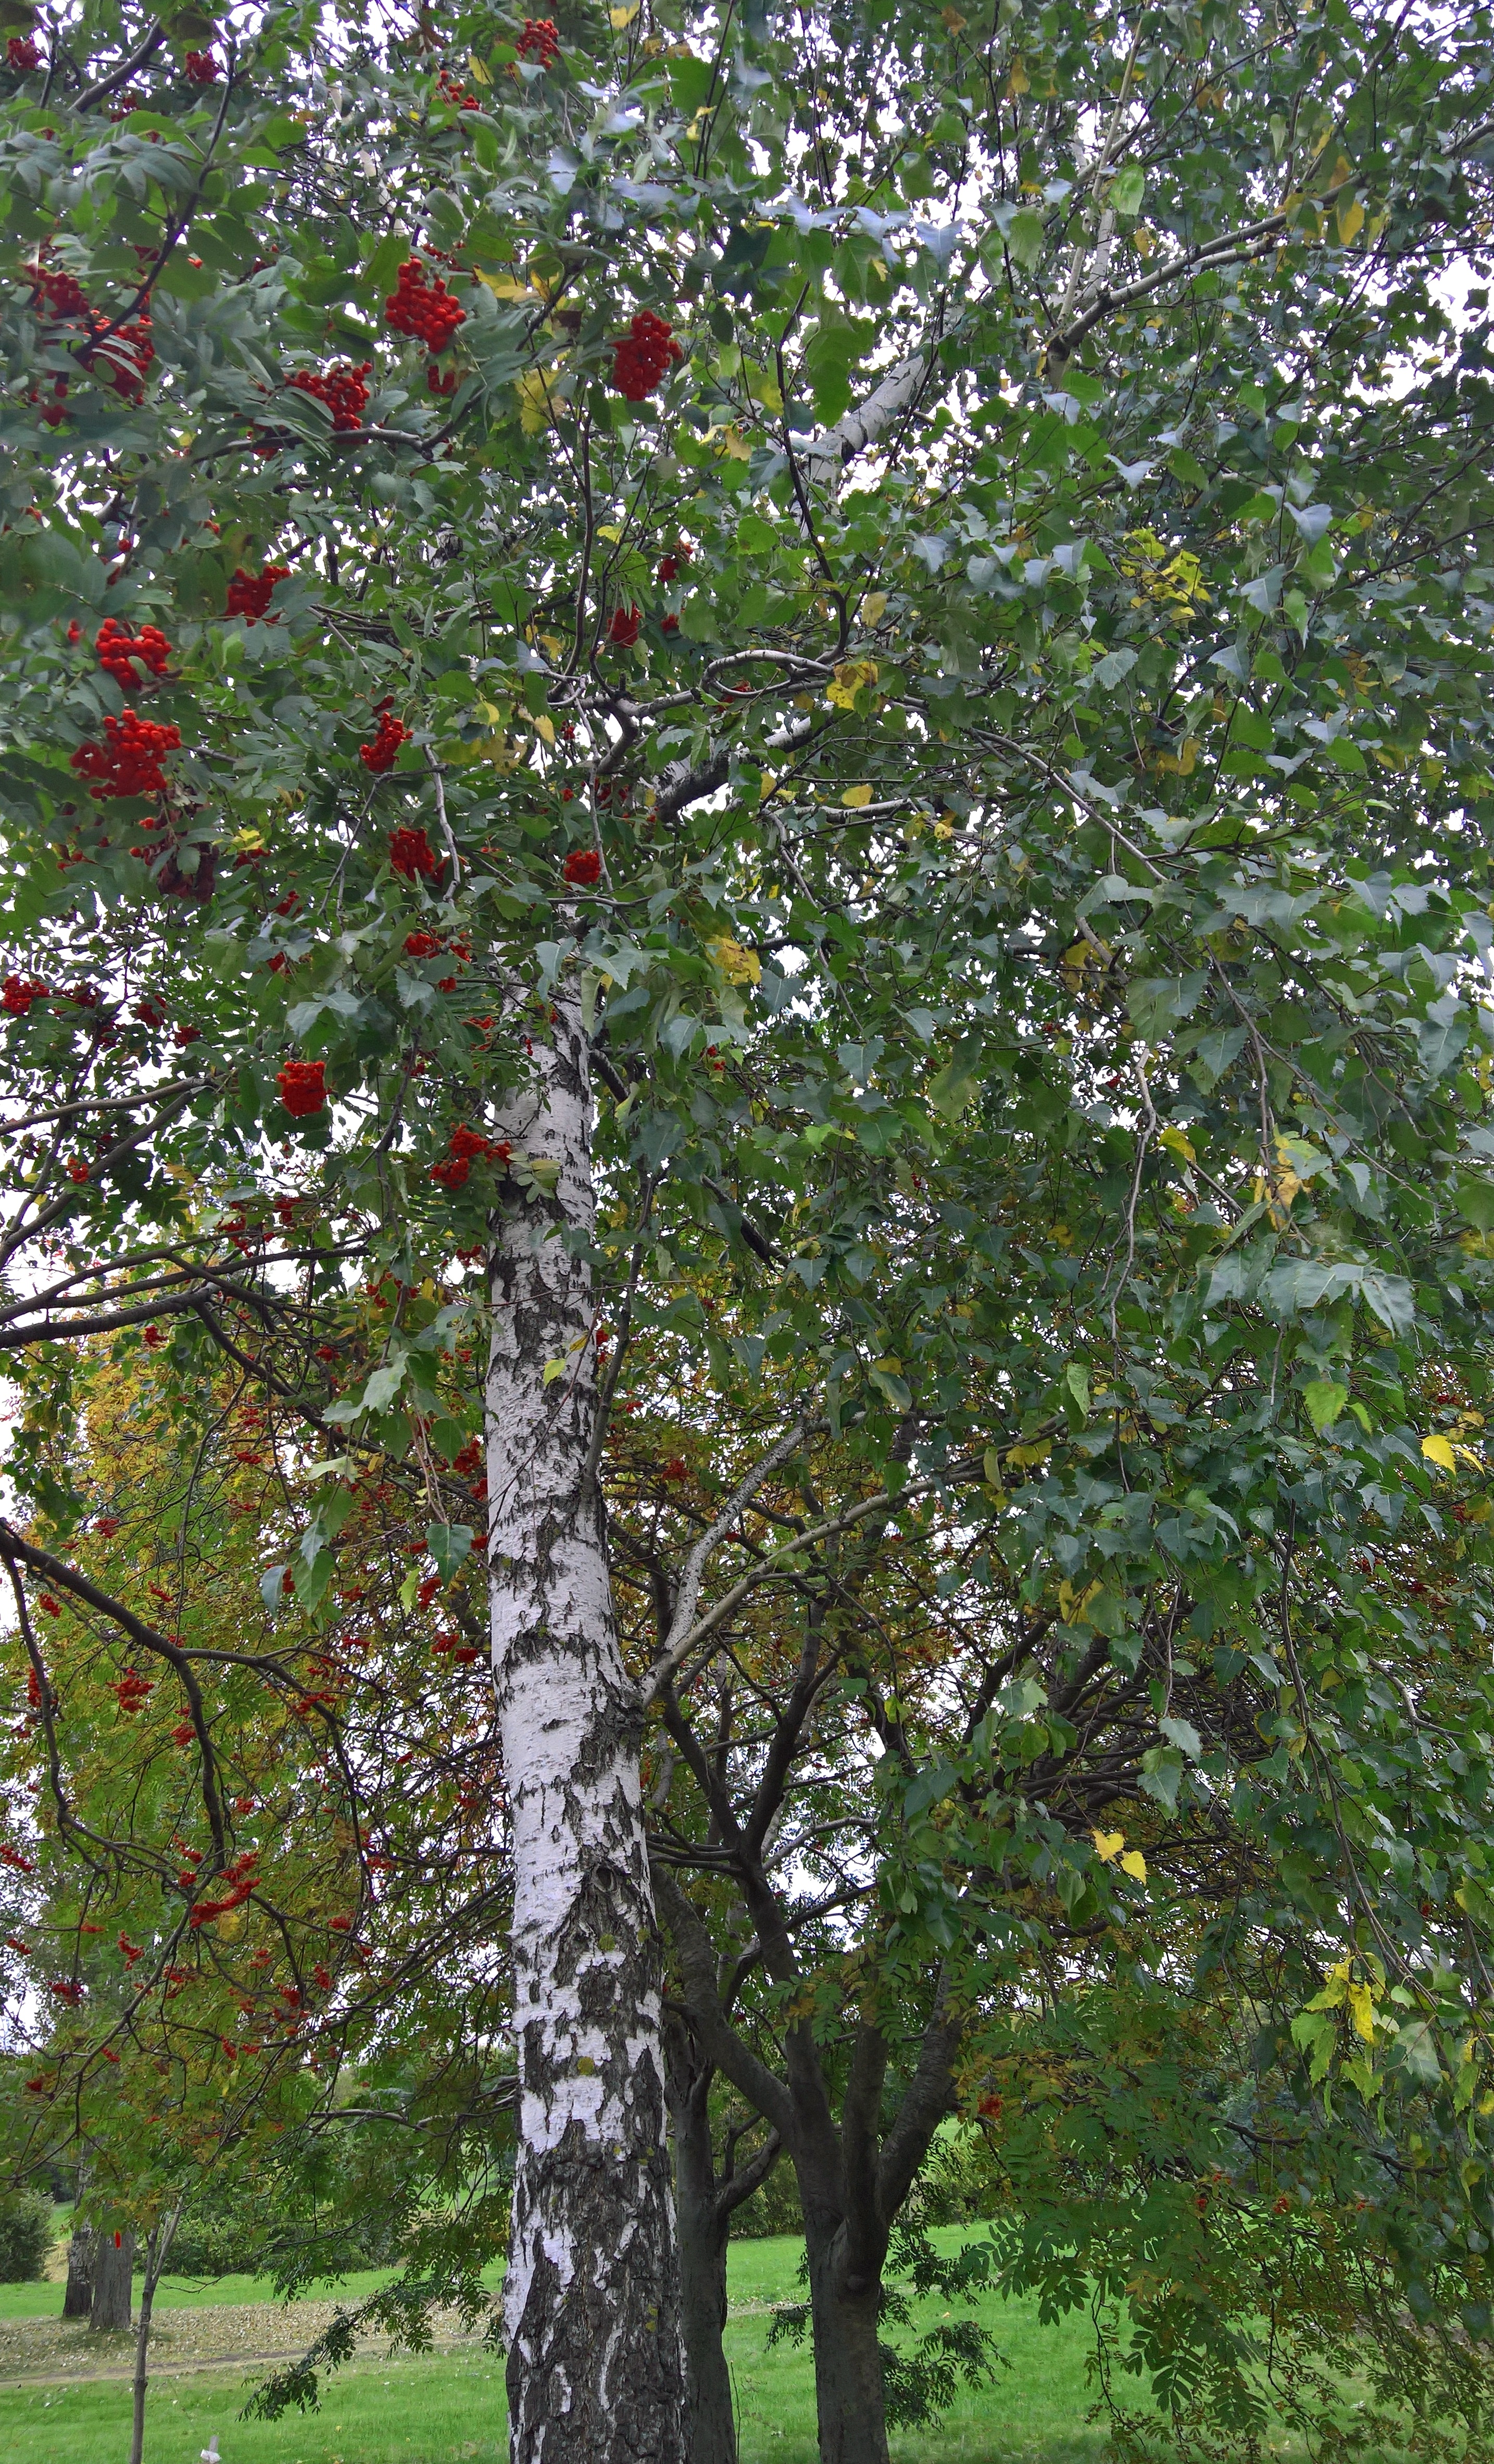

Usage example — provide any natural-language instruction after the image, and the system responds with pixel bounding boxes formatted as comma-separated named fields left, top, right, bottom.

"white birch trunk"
left=485, top=984, right=684, bottom=2464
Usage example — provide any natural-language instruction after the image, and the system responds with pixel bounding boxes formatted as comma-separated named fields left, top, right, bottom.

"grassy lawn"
left=0, top=2229, right=1116, bottom=2462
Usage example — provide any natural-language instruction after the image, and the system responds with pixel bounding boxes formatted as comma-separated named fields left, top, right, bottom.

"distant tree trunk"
left=61, top=2226, right=93, bottom=2320
left=88, top=2228, right=134, bottom=2332
left=129, top=2204, right=181, bottom=2464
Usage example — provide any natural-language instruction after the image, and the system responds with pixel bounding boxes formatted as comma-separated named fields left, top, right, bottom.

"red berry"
left=361, top=713, right=411, bottom=774
left=562, top=847, right=602, bottom=886
left=277, top=1059, right=327, bottom=1118
left=611, top=311, right=683, bottom=403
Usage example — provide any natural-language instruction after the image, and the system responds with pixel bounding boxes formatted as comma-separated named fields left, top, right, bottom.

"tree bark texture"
left=487, top=989, right=684, bottom=2464
left=87, top=2227, right=134, bottom=2332
left=61, top=2225, right=93, bottom=2320
left=804, top=2208, right=889, bottom=2464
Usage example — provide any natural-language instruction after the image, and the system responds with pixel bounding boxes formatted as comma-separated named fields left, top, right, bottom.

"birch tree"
left=5, top=3, right=1494, bottom=2461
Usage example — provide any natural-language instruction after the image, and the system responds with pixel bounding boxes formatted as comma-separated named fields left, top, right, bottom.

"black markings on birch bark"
left=485, top=987, right=684, bottom=2463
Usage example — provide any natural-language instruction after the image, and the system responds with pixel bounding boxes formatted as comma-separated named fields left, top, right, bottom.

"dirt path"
left=0, top=2298, right=499, bottom=2387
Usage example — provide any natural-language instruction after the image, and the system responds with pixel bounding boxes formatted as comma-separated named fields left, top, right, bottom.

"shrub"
left=0, top=2190, right=55, bottom=2282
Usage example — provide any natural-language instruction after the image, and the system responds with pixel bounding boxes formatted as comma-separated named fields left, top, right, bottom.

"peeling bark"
left=487, top=987, right=684, bottom=2464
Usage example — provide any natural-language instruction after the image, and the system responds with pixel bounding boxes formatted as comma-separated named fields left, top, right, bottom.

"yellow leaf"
left=861, top=591, right=888, bottom=627
left=758, top=772, right=777, bottom=802
left=468, top=51, right=490, bottom=84
left=1327, top=154, right=1354, bottom=191
left=1120, top=1850, right=1148, bottom=1883
left=828, top=658, right=878, bottom=710
left=1347, top=1980, right=1376, bottom=2044
left=708, top=936, right=761, bottom=987
left=1337, top=195, right=1364, bottom=246
left=477, top=271, right=535, bottom=301
left=515, top=368, right=561, bottom=434
left=1422, top=1434, right=1457, bottom=1472
left=1093, top=1830, right=1124, bottom=1863
left=1059, top=1578, right=1102, bottom=1625
left=941, top=6, right=968, bottom=26
left=1159, top=1124, right=1196, bottom=1165
left=532, top=714, right=556, bottom=746
left=842, top=783, right=873, bottom=809
left=1007, top=1440, right=1051, bottom=1469
left=1006, top=57, right=1030, bottom=96
left=609, top=0, right=639, bottom=23
left=710, top=422, right=751, bottom=461
left=595, top=523, right=624, bottom=542
left=542, top=1357, right=567, bottom=1386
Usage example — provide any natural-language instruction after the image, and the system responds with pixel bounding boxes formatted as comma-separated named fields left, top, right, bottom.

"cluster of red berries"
left=226, top=563, right=289, bottom=622
left=384, top=258, right=467, bottom=353
left=360, top=711, right=411, bottom=774
left=70, top=710, right=181, bottom=802
left=3, top=975, right=49, bottom=1016
left=28, top=260, right=155, bottom=405
left=608, top=604, right=642, bottom=647
left=388, top=825, right=441, bottom=880
left=562, top=848, right=601, bottom=886
left=657, top=544, right=693, bottom=582
left=611, top=310, right=682, bottom=402
left=95, top=617, right=171, bottom=684
left=431, top=1124, right=513, bottom=1191
left=286, top=360, right=371, bottom=431
left=277, top=1060, right=327, bottom=1118
left=436, top=66, right=480, bottom=107
left=8, top=34, right=40, bottom=71
left=113, top=1669, right=155, bottom=1716
left=183, top=47, right=219, bottom=83
left=518, top=17, right=560, bottom=64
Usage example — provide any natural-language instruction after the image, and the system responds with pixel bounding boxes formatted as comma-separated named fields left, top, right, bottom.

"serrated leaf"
left=426, top=1521, right=474, bottom=1581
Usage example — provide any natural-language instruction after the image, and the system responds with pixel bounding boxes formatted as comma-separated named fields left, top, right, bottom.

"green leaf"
left=426, top=1522, right=474, bottom=1582
left=1108, top=166, right=1146, bottom=217
left=1303, top=1380, right=1349, bottom=1432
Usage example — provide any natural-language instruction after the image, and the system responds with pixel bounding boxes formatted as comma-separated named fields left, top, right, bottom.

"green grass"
left=0, top=2230, right=1110, bottom=2462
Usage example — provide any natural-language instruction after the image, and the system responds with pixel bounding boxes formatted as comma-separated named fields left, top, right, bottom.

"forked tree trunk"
left=88, top=2226, right=134, bottom=2332
left=486, top=986, right=684, bottom=2464
left=129, top=2204, right=181, bottom=2464
left=61, top=2225, right=93, bottom=2320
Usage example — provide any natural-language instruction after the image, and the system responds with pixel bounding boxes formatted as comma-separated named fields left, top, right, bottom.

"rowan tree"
left=4, top=4, right=1494, bottom=2462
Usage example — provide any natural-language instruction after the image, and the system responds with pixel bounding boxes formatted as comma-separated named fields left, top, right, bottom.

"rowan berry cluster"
left=225, top=562, right=289, bottom=621
left=286, top=360, right=371, bottom=430
left=562, top=848, right=601, bottom=886
left=384, top=258, right=467, bottom=353
left=70, top=710, right=181, bottom=802
left=611, top=310, right=682, bottom=401
left=95, top=616, right=171, bottom=683
left=436, top=66, right=480, bottom=107
left=30, top=264, right=156, bottom=402
left=431, top=1124, right=512, bottom=1190
left=113, top=1669, right=154, bottom=1715
left=518, top=17, right=560, bottom=64
left=360, top=712, right=411, bottom=774
left=3, top=975, right=49, bottom=1016
left=183, top=47, right=219, bottom=83
left=387, top=825, right=440, bottom=880
left=277, top=1060, right=327, bottom=1117
left=608, top=604, right=642, bottom=646
left=7, top=35, right=40, bottom=70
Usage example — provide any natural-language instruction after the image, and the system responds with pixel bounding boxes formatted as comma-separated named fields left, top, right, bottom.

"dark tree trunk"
left=88, top=2228, right=134, bottom=2332
left=129, top=2205, right=180, bottom=2464
left=61, top=2227, right=93, bottom=2320
left=802, top=2206, right=890, bottom=2464
left=668, top=2045, right=738, bottom=2464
